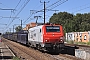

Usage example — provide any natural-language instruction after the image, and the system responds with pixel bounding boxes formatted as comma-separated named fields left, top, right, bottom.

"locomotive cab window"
left=46, top=26, right=60, bottom=32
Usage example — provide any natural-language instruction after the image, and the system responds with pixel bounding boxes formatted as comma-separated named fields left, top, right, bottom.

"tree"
left=49, top=12, right=90, bottom=32
left=15, top=26, right=22, bottom=32
left=49, top=12, right=73, bottom=33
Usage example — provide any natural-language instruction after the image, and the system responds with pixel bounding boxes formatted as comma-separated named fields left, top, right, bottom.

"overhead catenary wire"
left=23, top=0, right=68, bottom=24
left=4, top=0, right=68, bottom=32
left=14, top=0, right=26, bottom=14
left=16, top=0, right=27, bottom=12
left=37, top=0, right=68, bottom=19
left=46, top=0, right=61, bottom=9
left=3, top=0, right=90, bottom=33
left=23, top=13, right=34, bottom=24
left=23, top=3, right=43, bottom=24
left=23, top=1, right=46, bottom=24
left=65, top=2, right=90, bottom=14
left=4, top=0, right=31, bottom=32
left=73, top=6, right=90, bottom=13
left=20, top=0, right=90, bottom=25
left=33, top=2, right=43, bottom=10
left=46, top=0, right=68, bottom=10
left=2, top=9, right=14, bottom=31
left=15, top=0, right=21, bottom=9
left=0, top=2, right=16, bottom=33
left=0, top=2, right=10, bottom=8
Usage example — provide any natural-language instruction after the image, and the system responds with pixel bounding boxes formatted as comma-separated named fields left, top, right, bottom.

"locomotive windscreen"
left=46, top=26, right=60, bottom=32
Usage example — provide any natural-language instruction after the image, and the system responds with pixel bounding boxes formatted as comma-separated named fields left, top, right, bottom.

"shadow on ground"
left=60, top=46, right=79, bottom=56
left=0, top=56, right=13, bottom=59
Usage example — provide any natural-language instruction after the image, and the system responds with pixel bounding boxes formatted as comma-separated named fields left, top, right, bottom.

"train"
left=3, top=23, right=65, bottom=53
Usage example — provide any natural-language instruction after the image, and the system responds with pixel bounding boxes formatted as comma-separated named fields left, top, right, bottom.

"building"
left=66, top=32, right=75, bottom=41
left=23, top=22, right=36, bottom=30
left=66, top=31, right=90, bottom=43
left=23, top=22, right=44, bottom=30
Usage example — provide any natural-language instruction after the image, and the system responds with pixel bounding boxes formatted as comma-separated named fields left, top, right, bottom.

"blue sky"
left=0, top=0, right=90, bottom=33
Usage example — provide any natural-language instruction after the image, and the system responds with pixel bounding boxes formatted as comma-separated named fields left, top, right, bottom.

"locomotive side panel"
left=28, top=25, right=43, bottom=47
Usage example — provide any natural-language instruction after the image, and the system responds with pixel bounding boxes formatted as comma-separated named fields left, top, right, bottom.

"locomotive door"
left=38, top=29, right=41, bottom=43
left=36, top=29, right=41, bottom=43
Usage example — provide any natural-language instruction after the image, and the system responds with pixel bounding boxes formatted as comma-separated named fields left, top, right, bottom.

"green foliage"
left=13, top=57, right=20, bottom=60
left=49, top=12, right=90, bottom=33
left=66, top=40, right=74, bottom=44
left=87, top=42, right=90, bottom=45
left=15, top=26, right=22, bottom=32
left=5, top=32, right=12, bottom=34
left=73, top=41, right=87, bottom=45
left=67, top=41, right=90, bottom=46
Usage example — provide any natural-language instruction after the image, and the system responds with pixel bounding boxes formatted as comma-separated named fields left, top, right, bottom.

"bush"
left=87, top=42, right=90, bottom=45
left=74, top=42, right=86, bottom=45
left=13, top=57, right=20, bottom=60
left=66, top=40, right=74, bottom=44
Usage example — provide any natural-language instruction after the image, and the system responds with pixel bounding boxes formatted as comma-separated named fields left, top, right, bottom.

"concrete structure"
left=66, top=31, right=90, bottom=43
left=75, top=49, right=90, bottom=60
left=74, top=32, right=89, bottom=42
left=75, top=49, right=86, bottom=59
left=66, top=32, right=74, bottom=41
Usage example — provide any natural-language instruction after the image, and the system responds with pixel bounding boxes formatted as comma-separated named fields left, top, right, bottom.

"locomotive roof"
left=28, top=24, right=61, bottom=31
left=28, top=25, right=43, bottom=31
left=18, top=30, right=28, bottom=33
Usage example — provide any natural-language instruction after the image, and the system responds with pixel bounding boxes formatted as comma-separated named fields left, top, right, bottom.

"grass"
left=66, top=40, right=90, bottom=46
left=87, top=42, right=90, bottom=45
left=75, top=42, right=86, bottom=45
left=66, top=40, right=74, bottom=44
left=13, top=57, right=20, bottom=60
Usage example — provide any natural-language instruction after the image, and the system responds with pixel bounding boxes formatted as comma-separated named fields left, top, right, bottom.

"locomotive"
left=3, top=23, right=65, bottom=52
left=28, top=23, right=65, bottom=52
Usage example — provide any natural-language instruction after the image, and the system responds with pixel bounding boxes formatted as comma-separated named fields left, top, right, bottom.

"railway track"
left=65, top=43, right=90, bottom=60
left=2, top=38, right=56, bottom=60
left=2, top=38, right=84, bottom=60
left=65, top=43, right=90, bottom=50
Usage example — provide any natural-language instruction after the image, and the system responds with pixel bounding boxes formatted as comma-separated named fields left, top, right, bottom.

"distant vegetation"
left=5, top=26, right=22, bottom=34
left=49, top=12, right=90, bottom=33
left=15, top=26, right=22, bottom=32
left=66, top=40, right=90, bottom=45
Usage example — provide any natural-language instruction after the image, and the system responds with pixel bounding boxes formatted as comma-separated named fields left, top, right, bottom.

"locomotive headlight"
left=45, top=39, right=49, bottom=42
left=60, top=40, right=62, bottom=42
left=60, top=36, right=64, bottom=42
left=45, top=38, right=50, bottom=42
left=45, top=40, right=48, bottom=42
